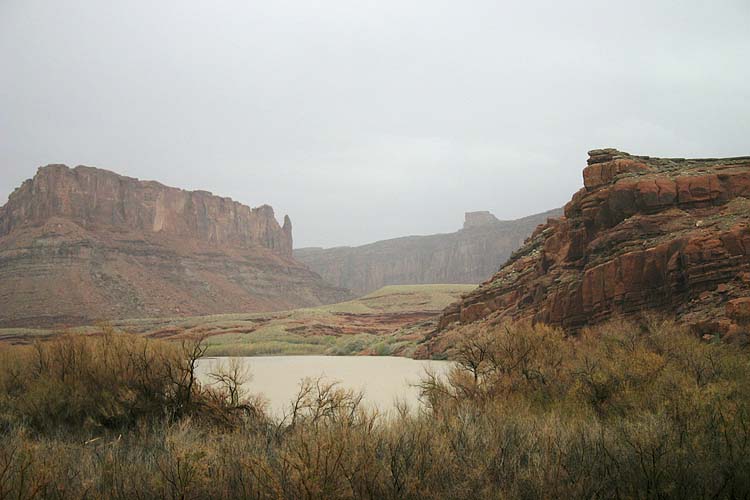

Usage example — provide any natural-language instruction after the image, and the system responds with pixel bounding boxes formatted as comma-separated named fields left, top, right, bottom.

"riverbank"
left=1, top=319, right=748, bottom=498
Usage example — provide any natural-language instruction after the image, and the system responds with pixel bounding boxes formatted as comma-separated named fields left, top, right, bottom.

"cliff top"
left=588, top=148, right=750, bottom=164
left=463, top=211, right=500, bottom=229
left=1, top=163, right=293, bottom=257
left=21, top=164, right=278, bottom=216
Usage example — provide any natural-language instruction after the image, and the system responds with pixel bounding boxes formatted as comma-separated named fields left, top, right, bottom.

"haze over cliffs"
left=423, top=149, right=750, bottom=354
left=295, top=208, right=561, bottom=295
left=0, top=165, right=349, bottom=327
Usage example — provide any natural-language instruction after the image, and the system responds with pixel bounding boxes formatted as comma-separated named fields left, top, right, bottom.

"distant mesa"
left=0, top=164, right=349, bottom=327
left=295, top=207, right=562, bottom=296
left=463, top=211, right=500, bottom=229
left=422, top=148, right=750, bottom=355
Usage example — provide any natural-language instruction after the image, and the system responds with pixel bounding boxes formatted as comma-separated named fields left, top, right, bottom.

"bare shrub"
left=0, top=320, right=749, bottom=499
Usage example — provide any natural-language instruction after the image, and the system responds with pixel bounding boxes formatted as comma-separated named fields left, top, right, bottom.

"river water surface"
left=196, top=356, right=453, bottom=418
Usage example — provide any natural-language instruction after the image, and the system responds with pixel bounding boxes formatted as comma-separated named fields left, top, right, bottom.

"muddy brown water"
left=196, top=356, right=453, bottom=418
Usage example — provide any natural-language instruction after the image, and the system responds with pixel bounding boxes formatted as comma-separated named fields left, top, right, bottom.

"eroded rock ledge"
left=431, top=148, right=750, bottom=349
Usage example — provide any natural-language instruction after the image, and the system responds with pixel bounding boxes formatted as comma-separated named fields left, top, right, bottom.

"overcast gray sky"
left=1, top=1, right=748, bottom=248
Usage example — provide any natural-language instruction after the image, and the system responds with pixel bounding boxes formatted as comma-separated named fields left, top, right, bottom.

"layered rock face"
left=0, top=165, right=294, bottom=257
left=0, top=165, right=349, bottom=327
left=431, top=149, right=750, bottom=349
left=295, top=208, right=561, bottom=296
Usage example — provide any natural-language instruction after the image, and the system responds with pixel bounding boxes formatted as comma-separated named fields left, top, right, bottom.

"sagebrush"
left=1, top=318, right=748, bottom=499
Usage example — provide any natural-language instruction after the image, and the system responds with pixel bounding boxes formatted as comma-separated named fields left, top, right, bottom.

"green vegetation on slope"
left=321, top=284, right=478, bottom=313
left=200, top=284, right=475, bottom=356
left=0, top=284, right=476, bottom=357
left=0, top=318, right=749, bottom=498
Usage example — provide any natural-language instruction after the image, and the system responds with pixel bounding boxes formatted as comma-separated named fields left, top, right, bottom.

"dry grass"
left=1, top=318, right=749, bottom=499
left=0, top=285, right=476, bottom=357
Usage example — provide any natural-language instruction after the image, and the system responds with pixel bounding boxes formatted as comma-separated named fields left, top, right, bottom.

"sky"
left=1, top=1, right=748, bottom=248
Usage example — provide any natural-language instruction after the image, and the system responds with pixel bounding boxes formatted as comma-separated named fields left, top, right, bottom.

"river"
left=196, top=355, right=453, bottom=418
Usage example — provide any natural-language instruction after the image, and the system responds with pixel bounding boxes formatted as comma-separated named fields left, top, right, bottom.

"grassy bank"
left=0, top=285, right=476, bottom=357
left=1, top=318, right=749, bottom=499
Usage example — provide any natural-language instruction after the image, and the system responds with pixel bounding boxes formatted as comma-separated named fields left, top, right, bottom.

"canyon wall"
left=423, top=149, right=750, bottom=354
left=0, top=165, right=294, bottom=257
left=295, top=208, right=561, bottom=296
left=0, top=165, right=349, bottom=327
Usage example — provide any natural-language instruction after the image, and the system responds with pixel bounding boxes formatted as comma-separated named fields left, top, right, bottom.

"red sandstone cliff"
left=424, top=149, right=750, bottom=353
left=0, top=165, right=349, bottom=327
left=1, top=165, right=294, bottom=257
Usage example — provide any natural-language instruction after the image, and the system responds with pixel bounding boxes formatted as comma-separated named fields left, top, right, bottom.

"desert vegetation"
left=0, top=318, right=749, bottom=499
left=0, top=285, right=475, bottom=358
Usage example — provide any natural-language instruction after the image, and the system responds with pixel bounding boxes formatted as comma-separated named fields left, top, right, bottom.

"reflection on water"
left=196, top=356, right=453, bottom=418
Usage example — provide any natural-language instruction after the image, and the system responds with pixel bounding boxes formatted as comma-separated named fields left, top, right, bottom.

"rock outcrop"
left=0, top=165, right=350, bottom=327
left=427, top=149, right=750, bottom=351
left=463, top=211, right=500, bottom=229
left=295, top=208, right=561, bottom=296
